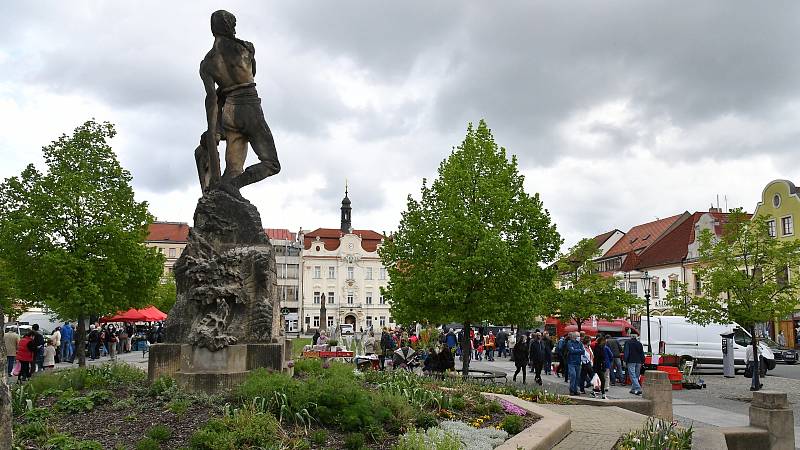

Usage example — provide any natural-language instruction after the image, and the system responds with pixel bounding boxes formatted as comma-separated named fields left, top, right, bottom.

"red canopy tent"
left=100, top=306, right=167, bottom=323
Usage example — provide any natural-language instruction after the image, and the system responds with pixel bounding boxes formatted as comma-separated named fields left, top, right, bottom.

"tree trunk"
left=575, top=318, right=583, bottom=332
left=461, top=321, right=471, bottom=377
left=750, top=325, right=761, bottom=391
left=0, top=308, right=13, bottom=449
left=77, top=315, right=87, bottom=367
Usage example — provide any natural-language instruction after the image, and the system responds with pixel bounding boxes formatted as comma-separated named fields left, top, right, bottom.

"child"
left=43, top=341, right=56, bottom=370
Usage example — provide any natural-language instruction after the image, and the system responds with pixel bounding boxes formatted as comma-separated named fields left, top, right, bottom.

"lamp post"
left=640, top=270, right=653, bottom=354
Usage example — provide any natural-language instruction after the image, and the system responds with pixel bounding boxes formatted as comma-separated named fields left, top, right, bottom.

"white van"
left=639, top=316, right=775, bottom=373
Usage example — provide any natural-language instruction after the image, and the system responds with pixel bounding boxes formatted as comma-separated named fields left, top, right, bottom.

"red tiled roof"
left=635, top=213, right=696, bottom=268
left=303, top=228, right=385, bottom=252
left=687, top=211, right=750, bottom=244
left=592, top=230, right=619, bottom=247
left=265, top=228, right=296, bottom=241
left=146, top=222, right=189, bottom=243
left=603, top=214, right=684, bottom=259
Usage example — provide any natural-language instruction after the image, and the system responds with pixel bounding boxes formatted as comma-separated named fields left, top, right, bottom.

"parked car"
left=759, top=337, right=799, bottom=365
left=638, top=316, right=775, bottom=373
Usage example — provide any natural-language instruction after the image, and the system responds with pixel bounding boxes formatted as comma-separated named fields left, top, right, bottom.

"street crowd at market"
left=4, top=321, right=165, bottom=381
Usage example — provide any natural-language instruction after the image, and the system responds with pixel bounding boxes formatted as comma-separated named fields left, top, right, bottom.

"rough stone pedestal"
left=643, top=370, right=672, bottom=421
left=749, top=391, right=795, bottom=450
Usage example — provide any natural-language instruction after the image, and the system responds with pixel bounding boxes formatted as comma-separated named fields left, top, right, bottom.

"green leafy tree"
left=548, top=238, right=640, bottom=333
left=380, top=120, right=561, bottom=375
left=0, top=259, right=18, bottom=448
left=152, top=272, right=177, bottom=314
left=0, top=120, right=165, bottom=367
left=667, top=209, right=800, bottom=389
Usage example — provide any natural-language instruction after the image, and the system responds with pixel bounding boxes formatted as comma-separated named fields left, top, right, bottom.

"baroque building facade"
left=299, top=189, right=393, bottom=333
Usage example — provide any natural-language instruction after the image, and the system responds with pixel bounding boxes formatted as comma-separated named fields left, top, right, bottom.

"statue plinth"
left=149, top=188, right=291, bottom=393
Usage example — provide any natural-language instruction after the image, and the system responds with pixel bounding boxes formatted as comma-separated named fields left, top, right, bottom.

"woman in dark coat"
left=512, top=334, right=528, bottom=384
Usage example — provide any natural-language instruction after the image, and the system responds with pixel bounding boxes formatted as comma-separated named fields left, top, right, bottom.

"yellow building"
left=145, top=222, right=189, bottom=275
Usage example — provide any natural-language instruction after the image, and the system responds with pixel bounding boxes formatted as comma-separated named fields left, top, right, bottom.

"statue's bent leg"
left=232, top=105, right=280, bottom=189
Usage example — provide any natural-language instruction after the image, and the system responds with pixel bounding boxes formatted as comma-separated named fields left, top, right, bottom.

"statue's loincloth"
left=219, top=82, right=267, bottom=135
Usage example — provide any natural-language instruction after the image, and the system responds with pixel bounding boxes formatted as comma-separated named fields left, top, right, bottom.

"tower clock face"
left=348, top=243, right=354, bottom=249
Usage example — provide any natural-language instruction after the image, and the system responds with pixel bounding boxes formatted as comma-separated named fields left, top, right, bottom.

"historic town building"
left=299, top=189, right=392, bottom=333
left=266, top=228, right=303, bottom=335
left=145, top=222, right=190, bottom=275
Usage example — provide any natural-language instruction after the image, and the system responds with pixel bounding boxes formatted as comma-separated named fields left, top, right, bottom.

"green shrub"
left=87, top=389, right=112, bottom=404
left=393, top=427, right=463, bottom=450
left=500, top=415, right=524, bottom=435
left=451, top=396, right=466, bottom=411
left=414, top=411, right=439, bottom=429
left=15, top=420, right=51, bottom=442
left=23, top=407, right=51, bottom=421
left=55, top=396, right=95, bottom=413
left=42, top=433, right=103, bottom=450
left=487, top=400, right=502, bottom=414
left=168, top=398, right=191, bottom=416
left=310, top=429, right=327, bottom=445
left=111, top=397, right=137, bottom=411
left=149, top=375, right=179, bottom=399
left=11, top=383, right=37, bottom=415
left=189, top=406, right=280, bottom=450
left=344, top=432, right=365, bottom=450
left=147, top=424, right=172, bottom=442
left=617, top=418, right=692, bottom=450
left=135, top=437, right=161, bottom=450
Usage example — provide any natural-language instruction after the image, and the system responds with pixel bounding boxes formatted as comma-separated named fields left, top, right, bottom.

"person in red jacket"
left=16, top=330, right=36, bottom=381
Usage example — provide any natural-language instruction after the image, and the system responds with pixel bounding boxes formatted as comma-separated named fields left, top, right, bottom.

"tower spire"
left=340, top=183, right=352, bottom=233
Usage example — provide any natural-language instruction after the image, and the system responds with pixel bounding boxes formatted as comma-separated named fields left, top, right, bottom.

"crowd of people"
left=4, top=321, right=165, bottom=383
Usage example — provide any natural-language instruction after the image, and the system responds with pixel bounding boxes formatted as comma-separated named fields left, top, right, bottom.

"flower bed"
left=615, top=418, right=693, bottom=450
left=10, top=359, right=566, bottom=449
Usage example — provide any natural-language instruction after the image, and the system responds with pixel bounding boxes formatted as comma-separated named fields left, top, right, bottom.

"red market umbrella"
left=100, top=308, right=147, bottom=323
left=139, top=306, right=167, bottom=322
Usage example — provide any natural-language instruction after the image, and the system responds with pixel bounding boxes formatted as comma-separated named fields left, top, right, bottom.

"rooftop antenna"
left=716, top=194, right=720, bottom=210
left=724, top=195, right=728, bottom=212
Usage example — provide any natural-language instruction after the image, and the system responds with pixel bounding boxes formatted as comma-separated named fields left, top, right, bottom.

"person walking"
left=592, top=335, right=612, bottom=399
left=50, top=327, right=61, bottom=364
left=554, top=335, right=565, bottom=378
left=60, top=322, right=74, bottom=363
left=15, top=331, right=35, bottom=382
left=4, top=327, right=19, bottom=377
left=606, top=334, right=624, bottom=385
left=542, top=332, right=553, bottom=375
left=380, top=328, right=394, bottom=370
left=579, top=335, right=594, bottom=394
left=624, top=333, right=645, bottom=395
left=486, top=331, right=496, bottom=361
left=528, top=332, right=545, bottom=385
left=364, top=330, right=376, bottom=355
left=566, top=332, right=584, bottom=395
left=445, top=328, right=457, bottom=351
left=43, top=340, right=56, bottom=369
left=512, top=334, right=528, bottom=384
left=777, top=330, right=787, bottom=347
left=496, top=329, right=508, bottom=358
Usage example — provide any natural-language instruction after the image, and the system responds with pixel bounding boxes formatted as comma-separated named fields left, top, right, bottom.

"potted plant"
left=327, top=339, right=339, bottom=350
left=659, top=353, right=679, bottom=366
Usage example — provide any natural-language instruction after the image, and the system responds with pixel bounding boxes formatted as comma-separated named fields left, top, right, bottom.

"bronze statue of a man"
left=195, top=10, right=280, bottom=194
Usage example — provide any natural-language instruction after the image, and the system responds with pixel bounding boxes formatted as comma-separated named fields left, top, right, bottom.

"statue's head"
left=211, top=10, right=236, bottom=38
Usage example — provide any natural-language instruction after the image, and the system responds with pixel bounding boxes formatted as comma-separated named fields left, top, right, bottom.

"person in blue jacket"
left=60, top=322, right=74, bottom=363
left=566, top=332, right=585, bottom=395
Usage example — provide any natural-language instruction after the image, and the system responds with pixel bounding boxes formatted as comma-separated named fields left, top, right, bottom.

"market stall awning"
left=100, top=306, right=167, bottom=323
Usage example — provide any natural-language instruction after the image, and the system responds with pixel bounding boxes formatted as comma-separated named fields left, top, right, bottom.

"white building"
left=266, top=228, right=303, bottom=334
left=299, top=189, right=393, bottom=333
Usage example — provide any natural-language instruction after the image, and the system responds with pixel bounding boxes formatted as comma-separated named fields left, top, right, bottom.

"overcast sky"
left=2, top=1, right=799, bottom=250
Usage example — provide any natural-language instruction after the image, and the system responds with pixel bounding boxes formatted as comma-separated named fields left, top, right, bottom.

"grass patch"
left=292, top=337, right=312, bottom=357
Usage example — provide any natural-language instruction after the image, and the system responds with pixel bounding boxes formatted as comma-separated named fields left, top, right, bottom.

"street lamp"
left=640, top=270, right=653, bottom=354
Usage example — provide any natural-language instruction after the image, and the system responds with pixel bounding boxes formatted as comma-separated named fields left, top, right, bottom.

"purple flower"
left=500, top=399, right=528, bottom=416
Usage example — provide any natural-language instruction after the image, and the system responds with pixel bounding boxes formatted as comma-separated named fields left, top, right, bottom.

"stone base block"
left=148, top=343, right=182, bottom=382
left=176, top=371, right=250, bottom=394
left=148, top=341, right=292, bottom=393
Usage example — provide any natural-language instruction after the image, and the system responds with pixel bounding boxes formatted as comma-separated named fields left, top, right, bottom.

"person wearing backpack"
left=31, top=324, right=46, bottom=374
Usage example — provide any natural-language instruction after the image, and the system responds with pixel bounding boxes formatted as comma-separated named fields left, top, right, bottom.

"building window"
left=379, top=295, right=386, bottom=305
left=774, top=194, right=782, bottom=208
left=286, top=286, right=298, bottom=302
left=651, top=281, right=659, bottom=298
left=327, top=316, right=334, bottom=328
left=629, top=282, right=638, bottom=295
left=778, top=266, right=790, bottom=287
left=782, top=216, right=794, bottom=236
left=347, top=266, right=354, bottom=280
left=389, top=316, right=393, bottom=324
left=669, top=280, right=678, bottom=296
left=169, top=248, right=176, bottom=258
left=286, top=264, right=299, bottom=279
left=347, top=291, right=354, bottom=305
left=694, top=278, right=702, bottom=295
left=379, top=268, right=387, bottom=280
left=314, top=266, right=321, bottom=279
left=768, top=220, right=777, bottom=238
left=313, top=292, right=321, bottom=304
left=366, top=316, right=372, bottom=328
left=379, top=316, right=386, bottom=327
left=305, top=316, right=310, bottom=326
left=328, top=266, right=335, bottom=279
left=327, top=292, right=335, bottom=304
left=313, top=316, right=320, bottom=327
left=366, top=292, right=372, bottom=305
left=617, top=281, right=625, bottom=290
left=366, top=268, right=373, bottom=280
